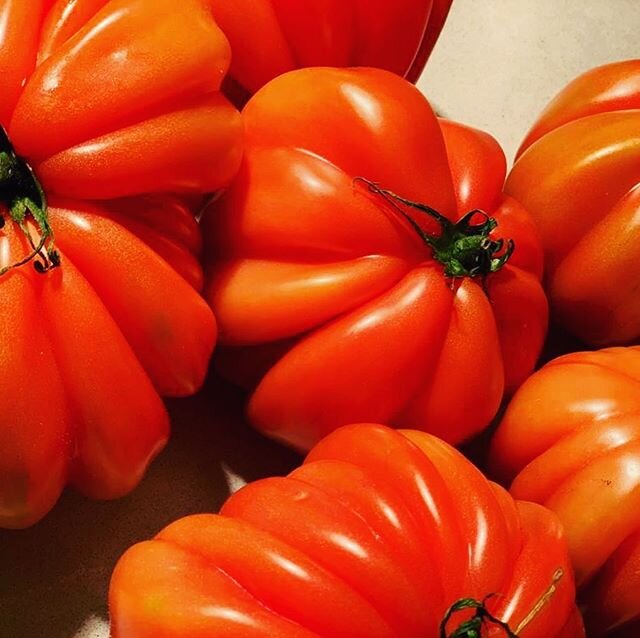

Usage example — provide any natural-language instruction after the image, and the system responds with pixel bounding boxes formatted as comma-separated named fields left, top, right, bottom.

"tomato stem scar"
left=0, top=125, right=59, bottom=276
left=354, top=177, right=514, bottom=278
left=514, top=568, right=564, bottom=634
left=440, top=568, right=565, bottom=637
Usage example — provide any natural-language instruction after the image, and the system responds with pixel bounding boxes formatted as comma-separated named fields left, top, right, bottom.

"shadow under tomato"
left=0, top=374, right=301, bottom=638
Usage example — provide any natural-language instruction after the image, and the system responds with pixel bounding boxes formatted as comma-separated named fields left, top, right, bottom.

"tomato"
left=209, top=0, right=453, bottom=101
left=506, top=60, right=640, bottom=346
left=110, top=423, right=582, bottom=638
left=489, top=346, right=640, bottom=636
left=37, top=0, right=453, bottom=105
left=0, top=0, right=243, bottom=528
left=203, top=67, right=548, bottom=452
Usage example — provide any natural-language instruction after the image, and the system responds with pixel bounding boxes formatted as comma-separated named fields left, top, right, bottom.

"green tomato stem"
left=0, top=126, right=59, bottom=276
left=354, top=177, right=514, bottom=279
left=439, top=568, right=565, bottom=638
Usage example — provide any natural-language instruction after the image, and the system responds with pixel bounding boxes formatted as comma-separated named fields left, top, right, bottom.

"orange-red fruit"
left=490, top=346, right=640, bottom=636
left=110, top=423, right=583, bottom=638
left=507, top=60, right=640, bottom=345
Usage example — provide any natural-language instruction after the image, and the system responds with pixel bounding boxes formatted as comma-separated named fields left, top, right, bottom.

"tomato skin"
left=110, top=423, right=582, bottom=638
left=38, top=0, right=453, bottom=103
left=204, top=67, right=547, bottom=451
left=489, top=346, right=640, bottom=636
left=516, top=60, right=640, bottom=157
left=506, top=60, right=640, bottom=345
left=0, top=0, right=240, bottom=527
left=204, top=0, right=452, bottom=99
left=8, top=0, right=243, bottom=197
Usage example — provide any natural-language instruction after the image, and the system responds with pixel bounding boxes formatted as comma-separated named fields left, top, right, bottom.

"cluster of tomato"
left=1, top=2, right=638, bottom=637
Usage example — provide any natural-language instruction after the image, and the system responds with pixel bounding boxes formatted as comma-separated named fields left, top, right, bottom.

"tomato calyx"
left=0, top=126, right=59, bottom=276
left=440, top=568, right=564, bottom=637
left=440, top=597, right=518, bottom=638
left=356, top=178, right=514, bottom=278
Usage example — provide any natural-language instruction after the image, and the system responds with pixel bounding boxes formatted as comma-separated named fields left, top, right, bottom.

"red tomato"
left=506, top=60, right=640, bottom=346
left=46, top=0, right=454, bottom=105
left=110, top=423, right=582, bottom=638
left=203, top=67, right=548, bottom=451
left=0, top=0, right=243, bottom=528
left=489, top=346, right=640, bottom=636
left=209, top=0, right=453, bottom=101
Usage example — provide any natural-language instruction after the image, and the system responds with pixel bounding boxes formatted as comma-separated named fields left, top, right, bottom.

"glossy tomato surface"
left=210, top=0, right=453, bottom=100
left=204, top=67, right=548, bottom=451
left=35, top=0, right=453, bottom=103
left=0, top=0, right=243, bottom=528
left=490, top=346, right=640, bottom=636
left=110, top=423, right=582, bottom=638
left=506, top=60, right=640, bottom=346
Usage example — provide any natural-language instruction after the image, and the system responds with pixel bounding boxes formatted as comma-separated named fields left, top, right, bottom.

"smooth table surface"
left=0, top=378, right=301, bottom=638
left=1, top=1, right=639, bottom=636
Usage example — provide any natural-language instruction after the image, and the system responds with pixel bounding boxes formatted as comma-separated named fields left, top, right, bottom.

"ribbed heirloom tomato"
left=490, top=347, right=640, bottom=637
left=208, top=0, right=454, bottom=100
left=507, top=60, right=640, bottom=346
left=39, top=0, right=454, bottom=104
left=204, top=67, right=548, bottom=451
left=110, top=424, right=583, bottom=638
left=0, top=0, right=243, bottom=528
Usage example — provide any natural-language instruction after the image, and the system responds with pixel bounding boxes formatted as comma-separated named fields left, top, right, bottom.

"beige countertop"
left=1, top=2, right=638, bottom=637
left=420, top=0, right=639, bottom=160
